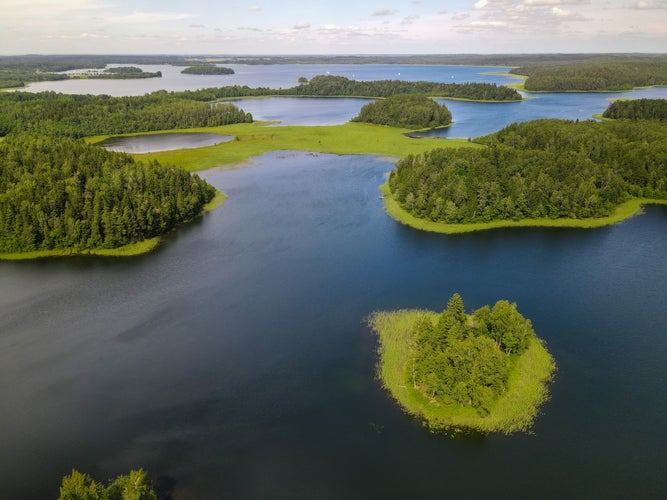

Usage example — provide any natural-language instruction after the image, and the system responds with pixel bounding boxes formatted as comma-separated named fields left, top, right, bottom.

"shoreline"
left=369, top=309, right=556, bottom=434
left=0, top=190, right=226, bottom=261
left=380, top=183, right=667, bottom=234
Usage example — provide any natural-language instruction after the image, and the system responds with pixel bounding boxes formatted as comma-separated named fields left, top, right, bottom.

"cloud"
left=372, top=8, right=399, bottom=16
left=189, top=24, right=205, bottom=28
left=111, top=11, right=194, bottom=24
left=401, top=15, right=420, bottom=25
left=237, top=26, right=264, bottom=32
left=631, top=0, right=667, bottom=8
left=293, top=22, right=311, bottom=30
left=249, top=5, right=261, bottom=12
left=524, top=0, right=589, bottom=5
left=473, top=0, right=488, bottom=9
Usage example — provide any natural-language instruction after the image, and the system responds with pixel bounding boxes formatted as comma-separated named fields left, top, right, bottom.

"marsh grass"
left=369, top=310, right=556, bottom=435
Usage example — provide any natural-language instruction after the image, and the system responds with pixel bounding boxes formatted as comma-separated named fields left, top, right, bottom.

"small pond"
left=97, top=132, right=233, bottom=153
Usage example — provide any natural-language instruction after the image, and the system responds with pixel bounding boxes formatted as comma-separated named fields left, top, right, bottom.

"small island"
left=181, top=65, right=235, bottom=75
left=370, top=294, right=556, bottom=434
left=351, top=94, right=452, bottom=130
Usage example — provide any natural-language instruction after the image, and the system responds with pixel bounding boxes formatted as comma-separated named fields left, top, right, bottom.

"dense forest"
left=171, top=74, right=521, bottom=101
left=389, top=119, right=667, bottom=223
left=410, top=294, right=535, bottom=412
left=58, top=468, right=156, bottom=500
left=602, top=98, right=667, bottom=121
left=352, top=95, right=452, bottom=129
left=0, top=135, right=216, bottom=253
left=91, top=66, right=162, bottom=79
left=0, top=92, right=252, bottom=138
left=181, top=65, right=235, bottom=75
left=511, top=61, right=667, bottom=91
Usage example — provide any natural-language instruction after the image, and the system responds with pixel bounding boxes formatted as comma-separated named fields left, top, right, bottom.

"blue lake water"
left=2, top=64, right=667, bottom=499
left=97, top=132, right=233, bottom=153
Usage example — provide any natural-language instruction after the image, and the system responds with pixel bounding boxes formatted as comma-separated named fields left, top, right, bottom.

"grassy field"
left=381, top=184, right=667, bottom=234
left=369, top=309, right=556, bottom=435
left=87, top=122, right=475, bottom=172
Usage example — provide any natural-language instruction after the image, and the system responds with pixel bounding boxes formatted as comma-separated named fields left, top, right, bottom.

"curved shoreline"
left=0, top=190, right=226, bottom=261
left=380, top=183, right=667, bottom=234
left=369, top=309, right=556, bottom=434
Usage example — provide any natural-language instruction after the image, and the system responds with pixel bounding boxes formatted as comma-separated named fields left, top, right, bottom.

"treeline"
left=603, top=98, right=667, bottom=121
left=389, top=119, right=667, bottom=223
left=0, top=91, right=252, bottom=138
left=511, top=61, right=667, bottom=91
left=352, top=94, right=452, bottom=129
left=170, top=75, right=521, bottom=102
left=0, top=134, right=216, bottom=253
left=181, top=65, right=235, bottom=75
left=93, top=66, right=162, bottom=79
left=58, top=468, right=156, bottom=500
left=411, top=294, right=534, bottom=412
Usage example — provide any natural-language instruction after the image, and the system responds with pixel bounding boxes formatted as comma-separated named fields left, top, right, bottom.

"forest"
left=0, top=134, right=216, bottom=253
left=171, top=74, right=522, bottom=102
left=388, top=119, right=667, bottom=223
left=351, top=95, right=452, bottom=129
left=511, top=61, right=667, bottom=91
left=602, top=98, right=667, bottom=121
left=0, top=91, right=252, bottom=138
left=181, top=65, right=235, bottom=75
left=409, top=294, right=534, bottom=412
left=58, top=468, right=156, bottom=500
left=90, top=66, right=162, bottom=79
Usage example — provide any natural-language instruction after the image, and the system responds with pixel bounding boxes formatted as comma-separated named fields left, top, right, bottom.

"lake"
left=97, top=132, right=233, bottom=153
left=2, top=64, right=667, bottom=499
left=1, top=151, right=666, bottom=499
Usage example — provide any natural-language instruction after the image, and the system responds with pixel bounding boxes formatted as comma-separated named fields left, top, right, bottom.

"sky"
left=1, top=0, right=666, bottom=55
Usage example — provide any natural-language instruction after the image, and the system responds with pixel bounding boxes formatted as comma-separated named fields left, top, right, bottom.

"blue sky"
left=2, top=0, right=666, bottom=54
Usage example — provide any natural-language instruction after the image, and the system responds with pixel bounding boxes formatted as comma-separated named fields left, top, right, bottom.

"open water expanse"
left=2, top=65, right=667, bottom=499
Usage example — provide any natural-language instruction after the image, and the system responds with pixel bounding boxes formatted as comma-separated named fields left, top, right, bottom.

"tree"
left=58, top=470, right=107, bottom=500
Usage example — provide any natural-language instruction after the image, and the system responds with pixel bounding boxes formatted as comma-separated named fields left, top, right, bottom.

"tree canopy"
left=0, top=91, right=252, bottom=138
left=181, top=65, right=235, bottom=75
left=58, top=468, right=156, bottom=500
left=602, top=98, right=667, bottom=121
left=0, top=134, right=216, bottom=253
left=352, top=95, right=452, bottom=129
left=511, top=61, right=667, bottom=92
left=388, top=119, right=667, bottom=224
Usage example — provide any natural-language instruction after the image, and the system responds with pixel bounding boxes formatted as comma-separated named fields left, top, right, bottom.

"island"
left=384, top=117, right=667, bottom=233
left=351, top=94, right=452, bottom=130
left=369, top=293, right=556, bottom=434
left=181, top=65, right=235, bottom=75
left=602, top=98, right=667, bottom=121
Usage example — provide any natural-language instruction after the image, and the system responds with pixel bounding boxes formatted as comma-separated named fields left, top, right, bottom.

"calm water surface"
left=97, top=132, right=233, bottom=153
left=1, top=152, right=666, bottom=499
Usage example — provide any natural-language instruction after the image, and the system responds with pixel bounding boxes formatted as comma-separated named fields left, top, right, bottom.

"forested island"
left=370, top=294, right=555, bottom=434
left=0, top=135, right=216, bottom=257
left=172, top=74, right=521, bottom=102
left=386, top=118, right=667, bottom=232
left=510, top=60, right=667, bottom=92
left=89, top=66, right=162, bottom=79
left=352, top=95, right=452, bottom=129
left=0, top=92, right=252, bottom=138
left=181, top=65, right=235, bottom=75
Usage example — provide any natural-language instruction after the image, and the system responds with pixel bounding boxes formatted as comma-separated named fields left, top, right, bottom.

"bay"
left=1, top=152, right=666, bottom=499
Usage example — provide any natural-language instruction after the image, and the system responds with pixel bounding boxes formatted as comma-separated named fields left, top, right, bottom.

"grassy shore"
left=381, top=183, right=667, bottom=234
left=369, top=310, right=556, bottom=434
left=88, top=122, right=475, bottom=172
left=0, top=189, right=226, bottom=261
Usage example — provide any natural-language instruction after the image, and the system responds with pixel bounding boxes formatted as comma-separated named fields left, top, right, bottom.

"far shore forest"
left=1, top=55, right=666, bottom=258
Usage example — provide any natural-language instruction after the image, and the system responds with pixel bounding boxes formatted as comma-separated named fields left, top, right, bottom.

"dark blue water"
left=1, top=152, right=666, bottom=499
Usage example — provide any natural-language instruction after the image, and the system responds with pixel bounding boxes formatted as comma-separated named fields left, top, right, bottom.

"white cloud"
left=293, top=22, right=311, bottom=30
left=110, top=11, right=193, bottom=24
left=632, top=0, right=667, bottom=8
left=249, top=5, right=262, bottom=12
left=473, top=0, right=489, bottom=9
left=372, top=8, right=399, bottom=16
